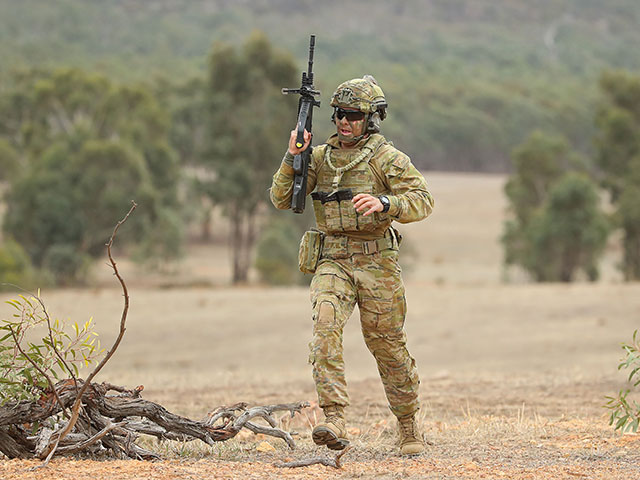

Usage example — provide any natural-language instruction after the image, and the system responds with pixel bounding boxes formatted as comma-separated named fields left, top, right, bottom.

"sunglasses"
left=334, top=108, right=365, bottom=122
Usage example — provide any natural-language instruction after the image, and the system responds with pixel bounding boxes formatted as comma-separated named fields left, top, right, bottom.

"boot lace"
left=324, top=407, right=344, bottom=425
left=400, top=418, right=418, bottom=440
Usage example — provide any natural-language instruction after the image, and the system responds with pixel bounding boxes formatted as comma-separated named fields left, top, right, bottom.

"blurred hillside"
left=2, top=0, right=639, bottom=172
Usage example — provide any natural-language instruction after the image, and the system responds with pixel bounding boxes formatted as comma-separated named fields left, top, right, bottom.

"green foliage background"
left=0, top=68, right=183, bottom=283
left=1, top=0, right=639, bottom=172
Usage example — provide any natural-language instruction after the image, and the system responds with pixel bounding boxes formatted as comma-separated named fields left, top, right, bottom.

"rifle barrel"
left=307, top=35, right=315, bottom=79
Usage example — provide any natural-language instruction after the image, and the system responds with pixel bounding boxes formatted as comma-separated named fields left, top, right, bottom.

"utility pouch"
left=298, top=229, right=325, bottom=274
left=391, top=226, right=403, bottom=248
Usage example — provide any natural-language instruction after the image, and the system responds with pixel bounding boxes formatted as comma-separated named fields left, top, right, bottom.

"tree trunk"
left=230, top=205, right=244, bottom=284
left=230, top=204, right=258, bottom=284
left=200, top=206, right=212, bottom=242
left=560, top=244, right=579, bottom=282
left=623, top=227, right=640, bottom=281
left=239, top=207, right=257, bottom=282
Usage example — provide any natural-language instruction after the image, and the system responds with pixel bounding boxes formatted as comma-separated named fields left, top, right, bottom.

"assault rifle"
left=282, top=35, right=321, bottom=214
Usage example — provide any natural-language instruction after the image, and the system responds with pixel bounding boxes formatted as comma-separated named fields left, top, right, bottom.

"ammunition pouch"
left=298, top=229, right=325, bottom=274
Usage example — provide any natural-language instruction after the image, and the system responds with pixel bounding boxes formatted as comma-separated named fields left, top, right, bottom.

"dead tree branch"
left=39, top=202, right=137, bottom=464
left=0, top=381, right=309, bottom=459
left=275, top=446, right=351, bottom=469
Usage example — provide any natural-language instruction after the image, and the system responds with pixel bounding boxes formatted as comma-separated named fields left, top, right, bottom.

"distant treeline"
left=1, top=0, right=639, bottom=172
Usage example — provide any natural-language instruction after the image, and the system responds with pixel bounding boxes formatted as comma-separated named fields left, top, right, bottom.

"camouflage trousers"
left=309, top=247, right=420, bottom=418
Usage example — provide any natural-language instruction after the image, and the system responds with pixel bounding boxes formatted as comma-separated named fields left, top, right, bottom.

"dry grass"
left=1, top=172, right=639, bottom=478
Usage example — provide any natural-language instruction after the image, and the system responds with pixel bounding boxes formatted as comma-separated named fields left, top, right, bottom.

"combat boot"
left=398, top=414, right=425, bottom=455
left=312, top=405, right=349, bottom=450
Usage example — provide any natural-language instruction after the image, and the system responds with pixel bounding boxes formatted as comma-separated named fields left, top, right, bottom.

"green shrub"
left=525, top=173, right=609, bottom=282
left=0, top=293, right=103, bottom=404
left=255, top=217, right=306, bottom=286
left=0, top=239, right=38, bottom=290
left=42, top=244, right=91, bottom=286
left=606, top=330, right=640, bottom=433
left=503, top=132, right=608, bottom=282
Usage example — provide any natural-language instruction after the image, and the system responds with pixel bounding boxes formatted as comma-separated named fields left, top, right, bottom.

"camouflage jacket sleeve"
left=377, top=146, right=434, bottom=223
left=269, top=151, right=318, bottom=210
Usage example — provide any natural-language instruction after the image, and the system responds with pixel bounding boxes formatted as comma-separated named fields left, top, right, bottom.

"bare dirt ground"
left=2, top=172, right=639, bottom=479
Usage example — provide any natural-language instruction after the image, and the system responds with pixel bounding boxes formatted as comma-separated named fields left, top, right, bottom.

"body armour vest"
left=311, top=134, right=392, bottom=239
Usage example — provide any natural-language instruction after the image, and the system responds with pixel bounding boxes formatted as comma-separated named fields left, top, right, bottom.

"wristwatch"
left=378, top=195, right=391, bottom=213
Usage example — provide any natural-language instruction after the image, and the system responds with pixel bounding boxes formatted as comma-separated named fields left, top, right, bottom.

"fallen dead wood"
left=275, top=446, right=351, bottom=469
left=0, top=380, right=309, bottom=459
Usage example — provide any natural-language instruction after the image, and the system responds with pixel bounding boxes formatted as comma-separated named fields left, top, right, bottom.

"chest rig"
left=311, top=134, right=390, bottom=235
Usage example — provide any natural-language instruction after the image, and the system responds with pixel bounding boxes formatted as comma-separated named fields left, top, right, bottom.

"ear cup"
left=368, top=112, right=382, bottom=133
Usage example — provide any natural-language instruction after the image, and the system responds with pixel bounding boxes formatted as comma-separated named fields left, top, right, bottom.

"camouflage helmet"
left=330, top=75, right=387, bottom=118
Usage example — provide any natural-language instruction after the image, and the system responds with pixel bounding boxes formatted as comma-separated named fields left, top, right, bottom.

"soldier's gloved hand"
left=353, top=193, right=383, bottom=217
left=288, top=128, right=312, bottom=155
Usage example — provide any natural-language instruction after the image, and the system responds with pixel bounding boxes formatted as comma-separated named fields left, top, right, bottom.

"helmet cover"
left=330, top=75, right=387, bottom=116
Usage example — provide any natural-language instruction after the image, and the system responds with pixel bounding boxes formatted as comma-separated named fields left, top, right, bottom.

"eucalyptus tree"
left=503, top=131, right=608, bottom=282
left=202, top=31, right=297, bottom=283
left=0, top=68, right=182, bottom=283
left=596, top=70, right=640, bottom=280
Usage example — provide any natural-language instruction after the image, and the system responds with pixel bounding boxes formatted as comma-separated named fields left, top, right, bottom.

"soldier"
left=270, top=76, right=434, bottom=455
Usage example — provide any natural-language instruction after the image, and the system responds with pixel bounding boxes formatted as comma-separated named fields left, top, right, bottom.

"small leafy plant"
left=0, top=291, right=103, bottom=405
left=605, top=329, right=640, bottom=433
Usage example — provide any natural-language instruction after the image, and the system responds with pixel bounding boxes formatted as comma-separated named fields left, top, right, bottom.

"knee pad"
left=315, top=300, right=336, bottom=330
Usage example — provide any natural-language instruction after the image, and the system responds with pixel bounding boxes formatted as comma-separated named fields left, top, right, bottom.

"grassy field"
left=2, top=172, right=639, bottom=479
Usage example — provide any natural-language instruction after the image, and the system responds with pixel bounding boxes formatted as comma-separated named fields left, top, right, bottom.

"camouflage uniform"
left=270, top=131, right=433, bottom=418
